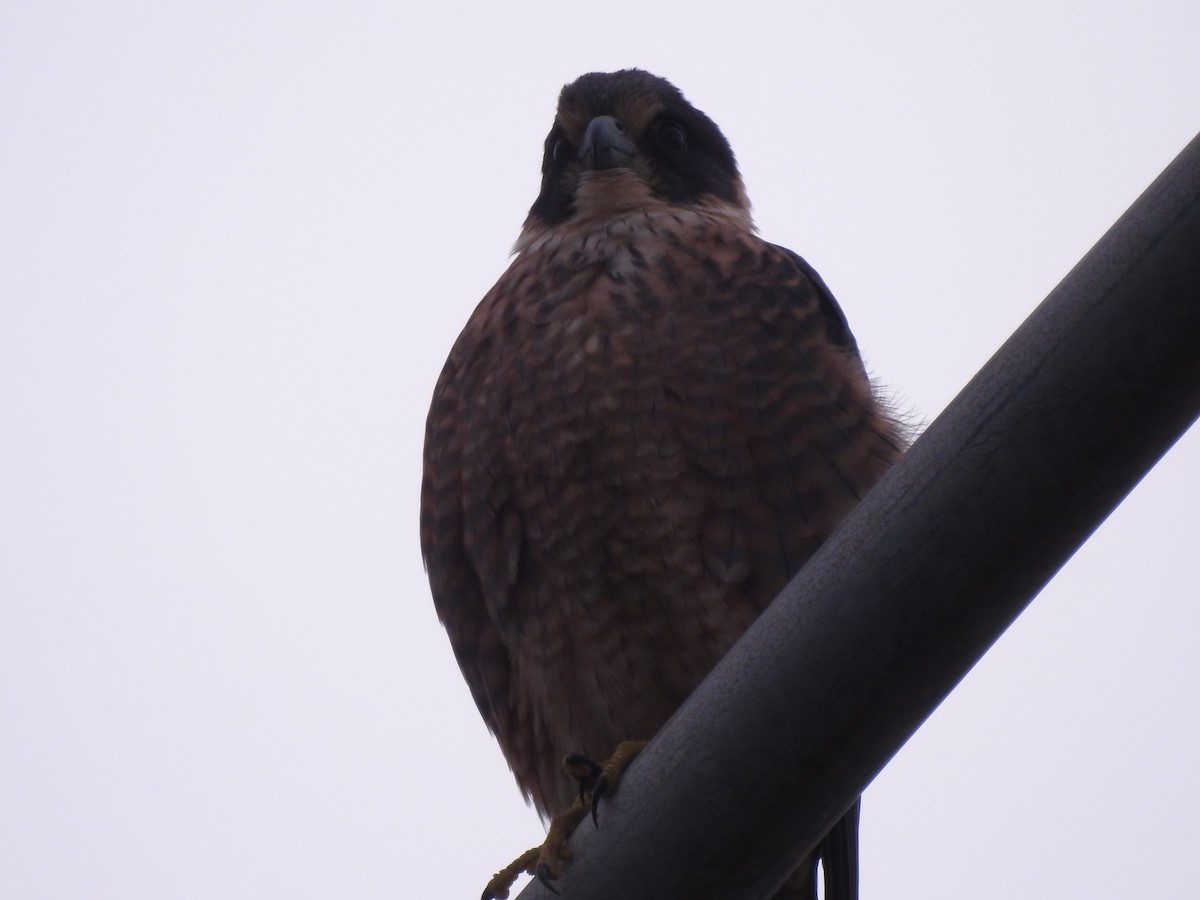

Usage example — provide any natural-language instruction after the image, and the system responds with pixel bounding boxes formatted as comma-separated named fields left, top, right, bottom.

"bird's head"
left=520, top=70, right=752, bottom=240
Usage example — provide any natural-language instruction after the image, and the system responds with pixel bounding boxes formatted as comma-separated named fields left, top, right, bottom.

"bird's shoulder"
left=472, top=209, right=856, bottom=348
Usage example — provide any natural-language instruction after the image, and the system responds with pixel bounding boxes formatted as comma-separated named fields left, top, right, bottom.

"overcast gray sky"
left=3, top=2, right=1198, bottom=898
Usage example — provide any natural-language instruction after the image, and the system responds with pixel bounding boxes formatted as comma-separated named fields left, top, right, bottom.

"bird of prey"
left=421, top=69, right=906, bottom=899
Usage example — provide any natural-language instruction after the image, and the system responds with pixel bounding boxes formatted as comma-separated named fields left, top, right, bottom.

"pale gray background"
left=3, top=2, right=1198, bottom=898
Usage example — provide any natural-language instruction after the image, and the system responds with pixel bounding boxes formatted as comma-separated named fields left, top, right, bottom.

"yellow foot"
left=481, top=798, right=586, bottom=899
left=480, top=740, right=649, bottom=899
left=481, top=845, right=540, bottom=900
left=587, top=740, right=647, bottom=824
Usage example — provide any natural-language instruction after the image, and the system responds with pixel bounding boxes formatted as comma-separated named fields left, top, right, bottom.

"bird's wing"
left=420, top=346, right=517, bottom=743
left=771, top=243, right=862, bottom=354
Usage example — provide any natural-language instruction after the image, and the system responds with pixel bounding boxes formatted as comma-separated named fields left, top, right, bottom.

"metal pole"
left=512, top=131, right=1200, bottom=900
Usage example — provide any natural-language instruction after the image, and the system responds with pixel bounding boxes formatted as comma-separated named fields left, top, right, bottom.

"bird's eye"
left=656, top=120, right=688, bottom=152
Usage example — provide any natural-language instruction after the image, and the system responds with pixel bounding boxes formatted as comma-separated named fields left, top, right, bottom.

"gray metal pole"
left=511, top=131, right=1200, bottom=900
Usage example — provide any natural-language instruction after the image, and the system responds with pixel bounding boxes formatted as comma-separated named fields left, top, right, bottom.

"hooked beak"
left=577, top=115, right=637, bottom=170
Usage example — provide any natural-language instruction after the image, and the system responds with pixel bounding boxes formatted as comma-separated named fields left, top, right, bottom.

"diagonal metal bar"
left=511, top=130, right=1200, bottom=900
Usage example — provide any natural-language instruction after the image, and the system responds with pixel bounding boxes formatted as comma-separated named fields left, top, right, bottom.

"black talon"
left=563, top=753, right=603, bottom=802
left=535, top=863, right=561, bottom=895
left=590, top=775, right=609, bottom=826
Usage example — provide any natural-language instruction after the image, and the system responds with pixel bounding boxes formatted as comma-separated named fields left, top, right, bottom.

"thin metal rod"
left=513, top=131, right=1200, bottom=900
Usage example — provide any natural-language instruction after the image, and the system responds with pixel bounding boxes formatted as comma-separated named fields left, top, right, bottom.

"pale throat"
left=514, top=171, right=755, bottom=265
